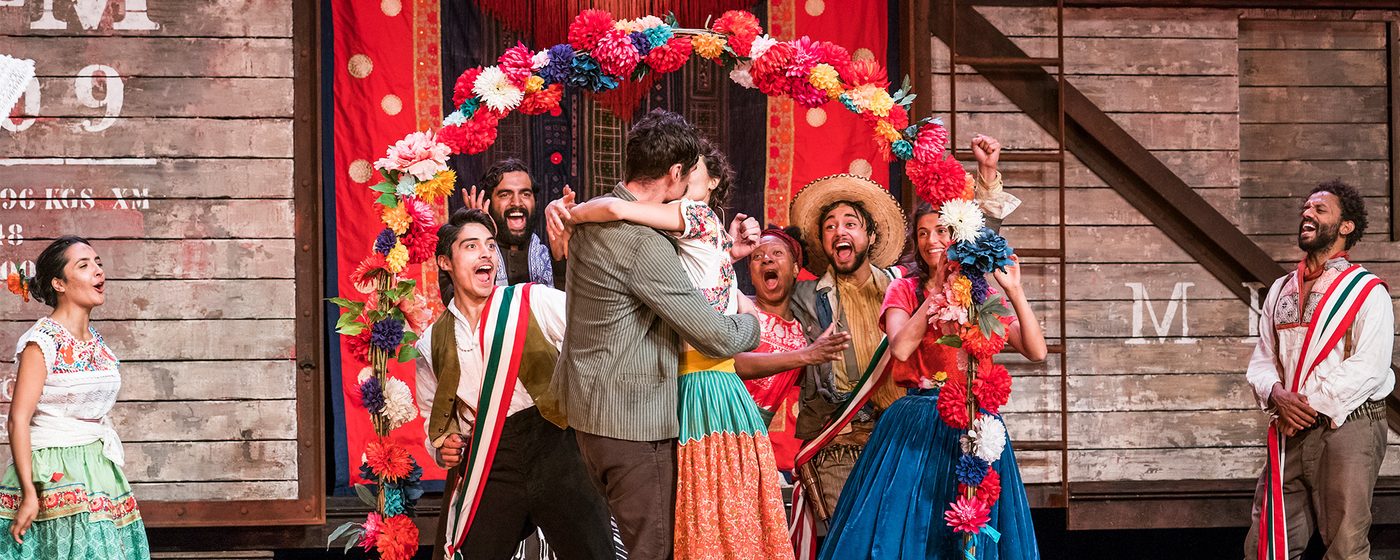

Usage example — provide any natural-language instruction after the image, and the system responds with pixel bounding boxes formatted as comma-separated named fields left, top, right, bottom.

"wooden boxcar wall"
left=928, top=5, right=1399, bottom=526
left=0, top=0, right=323, bottom=526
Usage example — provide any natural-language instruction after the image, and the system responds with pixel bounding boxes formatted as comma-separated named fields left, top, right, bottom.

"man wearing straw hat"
left=788, top=136, right=1006, bottom=538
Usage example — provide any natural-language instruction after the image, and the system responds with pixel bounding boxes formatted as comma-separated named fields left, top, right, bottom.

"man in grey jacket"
left=548, top=109, right=761, bottom=559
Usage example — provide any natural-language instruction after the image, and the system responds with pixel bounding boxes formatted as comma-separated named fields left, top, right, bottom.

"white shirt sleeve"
left=413, top=332, right=446, bottom=468
left=530, top=286, right=569, bottom=349
left=1245, top=277, right=1286, bottom=412
left=1309, top=285, right=1395, bottom=427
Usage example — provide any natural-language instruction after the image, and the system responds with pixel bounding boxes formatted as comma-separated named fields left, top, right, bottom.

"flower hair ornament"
left=6, top=270, right=31, bottom=302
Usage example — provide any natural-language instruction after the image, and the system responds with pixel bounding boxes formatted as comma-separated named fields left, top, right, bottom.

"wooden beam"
left=900, top=0, right=934, bottom=214
left=1389, top=22, right=1399, bottom=241
left=1063, top=0, right=1400, bottom=8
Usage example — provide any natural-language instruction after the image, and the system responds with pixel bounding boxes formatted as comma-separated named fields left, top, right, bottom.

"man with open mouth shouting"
left=460, top=158, right=563, bottom=288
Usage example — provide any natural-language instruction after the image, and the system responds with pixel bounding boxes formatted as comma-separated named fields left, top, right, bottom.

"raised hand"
left=971, top=134, right=1001, bottom=178
left=728, top=213, right=762, bottom=260
left=439, top=433, right=467, bottom=468
left=544, top=186, right=577, bottom=260
left=462, top=185, right=490, bottom=212
left=992, top=254, right=1024, bottom=298
left=803, top=323, right=852, bottom=365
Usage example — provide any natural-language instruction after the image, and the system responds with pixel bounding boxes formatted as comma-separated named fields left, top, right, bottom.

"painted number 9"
left=75, top=65, right=123, bottom=133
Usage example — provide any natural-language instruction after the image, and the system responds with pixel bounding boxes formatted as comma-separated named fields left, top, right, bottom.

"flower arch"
left=329, top=8, right=996, bottom=559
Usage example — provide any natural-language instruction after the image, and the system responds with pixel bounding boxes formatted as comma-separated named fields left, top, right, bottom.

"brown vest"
left=424, top=302, right=568, bottom=444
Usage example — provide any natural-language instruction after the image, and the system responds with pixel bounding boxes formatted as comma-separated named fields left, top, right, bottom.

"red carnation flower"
left=645, top=37, right=693, bottom=74
left=439, top=110, right=500, bottom=155
left=712, top=10, right=763, bottom=57
left=937, top=370, right=970, bottom=429
left=401, top=198, right=438, bottom=265
left=376, top=514, right=419, bottom=560
left=974, top=361, right=1012, bottom=414
left=889, top=105, right=910, bottom=131
left=568, top=9, right=614, bottom=51
left=847, top=58, right=889, bottom=88
left=365, top=440, right=414, bottom=481
left=497, top=42, right=535, bottom=87
left=979, top=467, right=1002, bottom=504
left=962, top=324, right=1007, bottom=361
left=518, top=83, right=563, bottom=116
left=816, top=41, right=853, bottom=80
left=750, top=41, right=795, bottom=97
left=344, top=330, right=371, bottom=365
left=909, top=155, right=967, bottom=207
left=452, top=67, right=482, bottom=107
left=913, top=123, right=949, bottom=163
left=593, top=28, right=641, bottom=77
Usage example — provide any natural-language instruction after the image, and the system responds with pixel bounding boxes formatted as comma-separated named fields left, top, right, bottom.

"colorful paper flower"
left=370, top=317, right=404, bottom=353
left=568, top=53, right=618, bottom=92
left=541, top=44, right=575, bottom=84
left=359, top=376, right=385, bottom=414
left=382, top=203, right=411, bottom=235
left=808, top=63, right=843, bottom=97
left=645, top=37, right=692, bottom=74
left=382, top=377, right=416, bottom=430
left=847, top=58, right=889, bottom=88
left=345, top=330, right=372, bottom=364
left=397, top=292, right=432, bottom=334
left=568, top=9, right=614, bottom=51
left=452, top=68, right=482, bottom=107
left=437, top=109, right=501, bottom=155
left=749, top=35, right=778, bottom=60
left=729, top=61, right=755, bottom=89
left=358, top=512, right=383, bottom=551
left=960, top=323, right=1006, bottom=361
left=937, top=372, right=970, bottom=429
left=978, top=468, right=1002, bottom=504
left=374, top=131, right=450, bottom=181
left=473, top=66, right=524, bottom=112
left=373, top=229, right=397, bottom=255
left=365, top=440, right=414, bottom=481
left=867, top=88, right=895, bottom=117
left=892, top=139, right=914, bottom=161
left=792, top=81, right=829, bottom=109
left=974, top=362, right=1012, bottom=414
left=519, top=83, right=563, bottom=115
left=712, top=10, right=763, bottom=57
left=524, top=75, right=544, bottom=94
left=968, top=273, right=990, bottom=305
left=497, top=42, right=535, bottom=87
left=628, top=31, right=653, bottom=57
left=415, top=169, right=455, bottom=204
left=749, top=40, right=795, bottom=97
left=956, top=454, right=990, bottom=486
left=909, top=155, right=969, bottom=207
left=945, top=494, right=991, bottom=534
left=939, top=198, right=986, bottom=244
left=593, top=28, right=641, bottom=77
left=948, top=274, right=974, bottom=308
left=948, top=228, right=1015, bottom=275
left=691, top=33, right=726, bottom=60
left=7, top=272, right=29, bottom=302
left=643, top=24, right=673, bottom=48
left=971, top=415, right=1007, bottom=463
left=382, top=485, right=407, bottom=517
left=376, top=514, right=419, bottom=560
left=349, top=254, right=387, bottom=294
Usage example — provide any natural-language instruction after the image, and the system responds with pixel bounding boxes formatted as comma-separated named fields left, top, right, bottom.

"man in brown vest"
left=414, top=209, right=613, bottom=560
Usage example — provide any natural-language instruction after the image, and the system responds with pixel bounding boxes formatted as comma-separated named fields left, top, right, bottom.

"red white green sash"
left=444, top=284, right=533, bottom=559
left=1259, top=265, right=1384, bottom=560
left=789, top=337, right=893, bottom=560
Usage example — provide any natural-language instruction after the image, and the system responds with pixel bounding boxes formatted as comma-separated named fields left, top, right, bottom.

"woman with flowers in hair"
left=819, top=136, right=1047, bottom=560
left=1, top=236, right=150, bottom=559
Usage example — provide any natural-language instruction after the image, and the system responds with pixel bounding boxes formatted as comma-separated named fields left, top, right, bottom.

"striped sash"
left=444, top=284, right=534, bottom=559
left=1259, top=265, right=1384, bottom=560
left=789, top=337, right=894, bottom=560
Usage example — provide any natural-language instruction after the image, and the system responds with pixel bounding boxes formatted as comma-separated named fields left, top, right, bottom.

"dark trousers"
left=433, top=407, right=615, bottom=560
left=574, top=430, right=677, bottom=560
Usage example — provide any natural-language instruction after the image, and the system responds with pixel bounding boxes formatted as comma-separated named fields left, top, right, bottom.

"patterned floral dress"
left=0, top=317, right=150, bottom=560
left=741, top=310, right=806, bottom=473
left=672, top=199, right=793, bottom=559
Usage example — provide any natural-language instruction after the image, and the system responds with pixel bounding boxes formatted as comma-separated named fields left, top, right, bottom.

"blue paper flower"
left=629, top=31, right=653, bottom=57
left=839, top=93, right=861, bottom=114
left=947, top=228, right=1014, bottom=275
left=456, top=97, right=481, bottom=120
left=892, top=140, right=914, bottom=160
left=956, top=454, right=990, bottom=486
left=373, top=229, right=396, bottom=255
left=359, top=376, right=385, bottom=414
left=569, top=53, right=618, bottom=93
left=967, top=272, right=990, bottom=306
left=540, top=44, right=575, bottom=85
left=370, top=318, right=404, bottom=353
left=643, top=25, right=673, bottom=48
left=383, top=485, right=406, bottom=516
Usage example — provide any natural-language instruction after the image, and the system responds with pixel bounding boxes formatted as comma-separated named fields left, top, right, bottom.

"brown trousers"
left=574, top=430, right=677, bottom=560
left=1244, top=401, right=1388, bottom=560
left=797, top=421, right=873, bottom=536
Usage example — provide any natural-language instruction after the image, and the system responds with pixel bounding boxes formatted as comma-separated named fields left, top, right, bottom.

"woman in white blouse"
left=2, top=236, right=149, bottom=559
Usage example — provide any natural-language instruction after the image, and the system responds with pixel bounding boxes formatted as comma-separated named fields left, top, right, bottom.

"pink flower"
left=398, top=292, right=433, bottom=334
left=945, top=494, right=991, bottom=534
left=358, top=512, right=384, bottom=551
left=593, top=28, right=641, bottom=77
left=497, top=42, right=535, bottom=87
left=374, top=131, right=450, bottom=181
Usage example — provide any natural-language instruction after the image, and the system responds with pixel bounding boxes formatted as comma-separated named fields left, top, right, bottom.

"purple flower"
left=967, top=272, right=990, bottom=306
left=374, top=228, right=396, bottom=255
left=541, top=44, right=575, bottom=85
left=629, top=31, right=653, bottom=57
left=359, top=376, right=385, bottom=414
left=370, top=318, right=404, bottom=353
left=956, top=454, right=990, bottom=486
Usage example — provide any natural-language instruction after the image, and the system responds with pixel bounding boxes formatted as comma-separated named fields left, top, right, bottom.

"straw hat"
left=789, top=174, right=906, bottom=276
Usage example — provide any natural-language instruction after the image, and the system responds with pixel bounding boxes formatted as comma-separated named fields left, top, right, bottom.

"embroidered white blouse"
left=3, top=317, right=125, bottom=465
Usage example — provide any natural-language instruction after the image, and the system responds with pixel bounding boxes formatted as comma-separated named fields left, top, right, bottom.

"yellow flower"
left=875, top=120, right=901, bottom=142
left=809, top=63, right=843, bottom=97
left=933, top=370, right=948, bottom=383
left=692, top=34, right=726, bottom=60
left=868, top=89, right=894, bottom=117
left=951, top=275, right=973, bottom=308
left=415, top=170, right=456, bottom=204
left=386, top=243, right=409, bottom=273
left=382, top=203, right=411, bottom=235
left=524, top=75, right=544, bottom=94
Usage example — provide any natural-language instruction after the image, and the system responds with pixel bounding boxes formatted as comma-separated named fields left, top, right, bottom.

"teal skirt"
left=0, top=441, right=150, bottom=560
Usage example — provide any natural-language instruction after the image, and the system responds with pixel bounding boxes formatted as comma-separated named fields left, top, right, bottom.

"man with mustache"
left=787, top=136, right=1004, bottom=537
left=462, top=158, right=563, bottom=287
left=1244, top=180, right=1393, bottom=560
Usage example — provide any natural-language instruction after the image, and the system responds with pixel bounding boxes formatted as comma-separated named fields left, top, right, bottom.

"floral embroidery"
left=0, top=483, right=141, bottom=527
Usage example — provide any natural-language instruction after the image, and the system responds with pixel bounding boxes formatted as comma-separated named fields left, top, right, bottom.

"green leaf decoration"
left=401, top=330, right=419, bottom=345
left=369, top=181, right=395, bottom=194
left=327, top=521, right=358, bottom=548
left=335, top=313, right=364, bottom=335
left=936, top=335, right=963, bottom=348
left=397, top=344, right=422, bottom=363
left=367, top=309, right=388, bottom=323
left=375, top=192, right=398, bottom=208
left=353, top=483, right=377, bottom=508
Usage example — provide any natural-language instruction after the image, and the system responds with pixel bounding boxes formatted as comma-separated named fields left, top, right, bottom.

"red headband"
left=759, top=227, right=803, bottom=265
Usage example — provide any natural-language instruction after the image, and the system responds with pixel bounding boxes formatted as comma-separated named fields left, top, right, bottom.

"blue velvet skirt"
left=818, top=389, right=1039, bottom=560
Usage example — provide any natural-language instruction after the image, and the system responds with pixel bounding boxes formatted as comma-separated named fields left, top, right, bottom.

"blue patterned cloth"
left=494, top=233, right=555, bottom=287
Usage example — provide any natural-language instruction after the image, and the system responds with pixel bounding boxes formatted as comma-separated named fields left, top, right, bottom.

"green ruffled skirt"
left=0, top=441, right=150, bottom=560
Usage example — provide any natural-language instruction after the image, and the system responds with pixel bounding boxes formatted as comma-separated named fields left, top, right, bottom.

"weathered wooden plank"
left=0, top=0, right=293, bottom=37
left=13, top=199, right=295, bottom=239
left=130, top=481, right=299, bottom=502
left=1241, top=123, right=1389, bottom=161
left=1001, top=375, right=1062, bottom=414
left=116, top=361, right=298, bottom=401
left=12, top=38, right=294, bottom=78
left=1069, top=445, right=1400, bottom=482
left=1069, top=373, right=1257, bottom=412
left=978, top=6, right=1238, bottom=39
left=111, top=400, right=298, bottom=441
left=0, top=239, right=295, bottom=279
left=1071, top=410, right=1267, bottom=449
left=1241, top=160, right=1390, bottom=198
left=0, top=159, right=294, bottom=199
left=0, top=441, right=299, bottom=482
left=1239, top=20, right=1387, bottom=50
left=1240, top=87, right=1388, bottom=124
left=1241, top=196, right=1389, bottom=235
left=0, top=320, right=296, bottom=360
left=1069, top=338, right=1255, bottom=375
left=1062, top=263, right=1238, bottom=301
left=1066, top=299, right=1254, bottom=339
left=28, top=77, right=294, bottom=118
left=4, top=118, right=293, bottom=158
left=1253, top=233, right=1400, bottom=262
left=1240, top=50, right=1387, bottom=87
left=5, top=279, right=295, bottom=320
left=996, top=150, right=1240, bottom=189
left=933, top=37, right=1239, bottom=75
left=1001, top=412, right=1061, bottom=442
left=955, top=112, right=1240, bottom=151
left=935, top=74, right=1239, bottom=114
left=1011, top=449, right=1062, bottom=486
left=1004, top=187, right=1240, bottom=227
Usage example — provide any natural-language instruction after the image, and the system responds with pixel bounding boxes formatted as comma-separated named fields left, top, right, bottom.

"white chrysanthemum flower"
left=730, top=61, right=755, bottom=89
left=938, top=198, right=985, bottom=244
left=382, top=377, right=417, bottom=430
left=473, top=66, right=524, bottom=112
left=749, top=35, right=778, bottom=60
left=972, top=416, right=1007, bottom=463
left=442, top=111, right=469, bottom=126
left=635, top=15, right=664, bottom=30
left=531, top=50, right=550, bottom=70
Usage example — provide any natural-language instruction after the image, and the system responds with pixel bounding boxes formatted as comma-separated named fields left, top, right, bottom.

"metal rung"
left=954, top=55, right=1061, bottom=67
left=1013, top=440, right=1066, bottom=452
left=1000, top=344, right=1065, bottom=355
left=952, top=150, right=1063, bottom=163
left=1014, top=248, right=1064, bottom=258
